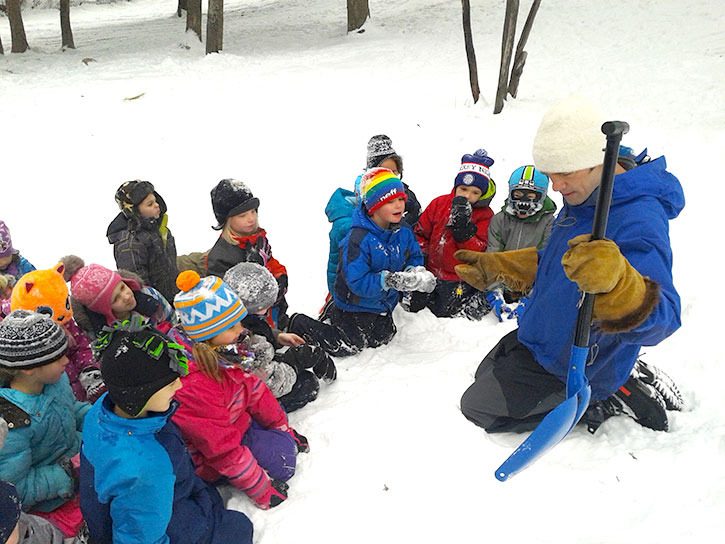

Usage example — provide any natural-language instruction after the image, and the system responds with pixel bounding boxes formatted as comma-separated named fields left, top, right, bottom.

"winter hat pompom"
left=532, top=95, right=606, bottom=174
left=60, top=254, right=86, bottom=282
left=210, top=179, right=260, bottom=231
left=0, top=480, right=22, bottom=543
left=176, top=270, right=202, bottom=293
left=360, top=167, right=407, bottom=215
left=223, top=262, right=279, bottom=314
left=454, top=149, right=496, bottom=207
left=174, top=275, right=247, bottom=341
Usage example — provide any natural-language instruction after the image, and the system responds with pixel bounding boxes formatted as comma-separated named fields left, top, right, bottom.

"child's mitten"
left=255, top=479, right=289, bottom=510
left=448, top=196, right=477, bottom=242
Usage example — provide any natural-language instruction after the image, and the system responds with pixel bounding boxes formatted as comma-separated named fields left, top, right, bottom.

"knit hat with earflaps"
left=97, top=326, right=188, bottom=417
left=174, top=271, right=248, bottom=341
left=0, top=310, right=69, bottom=370
left=532, top=96, right=606, bottom=174
left=62, top=256, right=142, bottom=327
left=210, top=179, right=260, bottom=231
left=223, top=262, right=279, bottom=314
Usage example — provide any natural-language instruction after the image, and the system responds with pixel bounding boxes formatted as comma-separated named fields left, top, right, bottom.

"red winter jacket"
left=168, top=328, right=289, bottom=503
left=414, top=191, right=494, bottom=281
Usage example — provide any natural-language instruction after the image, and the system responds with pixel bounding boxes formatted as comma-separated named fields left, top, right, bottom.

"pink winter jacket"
left=168, top=328, right=289, bottom=503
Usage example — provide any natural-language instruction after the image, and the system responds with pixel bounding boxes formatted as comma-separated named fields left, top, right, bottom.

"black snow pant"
left=278, top=369, right=319, bottom=413
left=406, top=279, right=490, bottom=320
left=460, top=329, right=566, bottom=433
left=288, top=305, right=396, bottom=357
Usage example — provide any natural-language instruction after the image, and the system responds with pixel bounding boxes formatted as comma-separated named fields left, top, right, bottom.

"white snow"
left=2, top=1, right=724, bottom=542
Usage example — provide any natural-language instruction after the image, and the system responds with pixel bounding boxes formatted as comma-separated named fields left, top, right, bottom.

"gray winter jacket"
left=486, top=197, right=557, bottom=252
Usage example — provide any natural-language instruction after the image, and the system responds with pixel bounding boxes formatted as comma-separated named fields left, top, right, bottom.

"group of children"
left=0, top=134, right=557, bottom=543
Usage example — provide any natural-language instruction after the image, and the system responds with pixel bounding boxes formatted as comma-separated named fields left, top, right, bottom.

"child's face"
left=0, top=254, right=12, bottom=270
left=228, top=209, right=259, bottom=236
left=378, top=158, right=401, bottom=177
left=210, top=321, right=245, bottom=347
left=455, top=185, right=483, bottom=205
left=29, top=354, right=69, bottom=385
left=110, top=282, right=137, bottom=317
left=371, top=197, right=406, bottom=228
left=137, top=193, right=161, bottom=219
left=144, top=377, right=182, bottom=414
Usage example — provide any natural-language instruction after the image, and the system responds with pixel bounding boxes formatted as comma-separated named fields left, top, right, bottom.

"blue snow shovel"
left=495, top=120, right=630, bottom=482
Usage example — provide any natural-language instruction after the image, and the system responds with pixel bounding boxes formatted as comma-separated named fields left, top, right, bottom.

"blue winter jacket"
left=334, top=206, right=424, bottom=313
left=80, top=394, right=253, bottom=544
left=518, top=157, right=684, bottom=400
left=325, top=187, right=357, bottom=293
left=0, top=374, right=89, bottom=512
left=1, top=253, right=36, bottom=281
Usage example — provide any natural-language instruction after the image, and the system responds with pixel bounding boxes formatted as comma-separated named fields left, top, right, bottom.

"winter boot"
left=632, top=359, right=684, bottom=411
left=584, top=375, right=669, bottom=433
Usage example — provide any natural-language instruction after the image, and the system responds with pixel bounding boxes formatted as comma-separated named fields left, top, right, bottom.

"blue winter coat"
left=334, top=206, right=424, bottom=313
left=518, top=157, right=684, bottom=400
left=0, top=374, right=89, bottom=512
left=1, top=253, right=36, bottom=281
left=325, top=188, right=357, bottom=293
left=80, top=394, right=253, bottom=544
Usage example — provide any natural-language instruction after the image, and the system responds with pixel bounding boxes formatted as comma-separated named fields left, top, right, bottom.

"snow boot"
left=632, top=359, right=684, bottom=411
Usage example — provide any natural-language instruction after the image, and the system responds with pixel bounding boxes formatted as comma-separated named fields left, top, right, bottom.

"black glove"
left=276, top=274, right=289, bottom=302
left=312, top=353, right=337, bottom=383
left=448, top=196, right=477, bottom=242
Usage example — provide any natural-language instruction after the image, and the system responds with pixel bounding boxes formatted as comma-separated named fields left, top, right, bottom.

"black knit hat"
left=210, top=179, right=260, bottom=230
left=366, top=134, right=404, bottom=177
left=0, top=481, right=21, bottom=543
left=0, top=310, right=69, bottom=370
left=115, top=180, right=160, bottom=219
left=98, top=327, right=188, bottom=417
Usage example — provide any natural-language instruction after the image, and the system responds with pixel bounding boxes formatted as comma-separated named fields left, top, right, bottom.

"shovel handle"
left=573, top=121, right=629, bottom=349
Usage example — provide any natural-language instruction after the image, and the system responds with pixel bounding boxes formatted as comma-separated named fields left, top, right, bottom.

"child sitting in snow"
left=10, top=264, right=103, bottom=403
left=168, top=271, right=307, bottom=510
left=81, top=326, right=253, bottom=543
left=484, top=165, right=557, bottom=321
left=61, top=256, right=176, bottom=339
left=0, top=221, right=35, bottom=284
left=106, top=180, right=179, bottom=304
left=201, top=179, right=291, bottom=329
left=0, top=310, right=89, bottom=540
left=288, top=168, right=435, bottom=357
left=411, top=149, right=497, bottom=319
left=323, top=134, right=421, bottom=300
left=223, top=262, right=336, bottom=412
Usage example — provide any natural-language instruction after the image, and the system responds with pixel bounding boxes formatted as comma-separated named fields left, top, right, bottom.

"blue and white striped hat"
left=174, top=271, right=248, bottom=341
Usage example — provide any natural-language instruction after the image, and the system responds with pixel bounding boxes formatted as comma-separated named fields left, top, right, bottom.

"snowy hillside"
left=2, top=1, right=724, bottom=542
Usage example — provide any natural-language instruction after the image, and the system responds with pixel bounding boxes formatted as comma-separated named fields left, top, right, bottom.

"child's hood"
left=325, top=188, right=357, bottom=222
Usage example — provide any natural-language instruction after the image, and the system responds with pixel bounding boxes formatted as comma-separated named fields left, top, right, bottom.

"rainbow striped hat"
left=173, top=271, right=248, bottom=341
left=360, top=167, right=407, bottom=214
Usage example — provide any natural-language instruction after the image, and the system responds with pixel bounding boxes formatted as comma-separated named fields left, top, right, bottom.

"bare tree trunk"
left=0, top=34, right=4, bottom=55
left=7, top=0, right=29, bottom=53
left=347, top=0, right=369, bottom=32
left=206, top=0, right=224, bottom=54
left=60, top=0, right=75, bottom=49
left=461, top=0, right=480, bottom=103
left=507, top=0, right=541, bottom=98
left=494, top=0, right=518, bottom=114
left=187, top=0, right=202, bottom=40
left=177, top=0, right=187, bottom=17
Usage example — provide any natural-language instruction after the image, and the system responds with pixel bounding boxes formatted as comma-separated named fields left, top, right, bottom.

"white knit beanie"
left=532, top=96, right=605, bottom=174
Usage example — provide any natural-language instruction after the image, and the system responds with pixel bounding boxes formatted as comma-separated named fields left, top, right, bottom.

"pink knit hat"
left=62, top=256, right=140, bottom=325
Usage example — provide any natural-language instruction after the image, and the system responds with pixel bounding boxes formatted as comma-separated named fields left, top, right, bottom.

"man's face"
left=548, top=167, right=600, bottom=206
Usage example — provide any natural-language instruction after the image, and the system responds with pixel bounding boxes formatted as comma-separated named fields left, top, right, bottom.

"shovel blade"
left=494, top=383, right=591, bottom=482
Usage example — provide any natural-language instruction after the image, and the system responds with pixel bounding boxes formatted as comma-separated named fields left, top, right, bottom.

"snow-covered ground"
left=2, top=1, right=724, bottom=542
